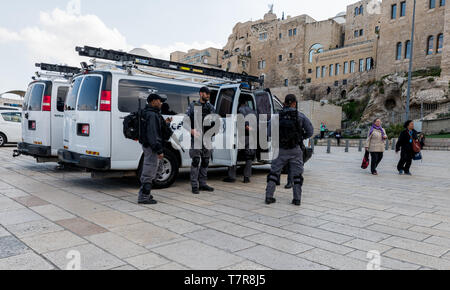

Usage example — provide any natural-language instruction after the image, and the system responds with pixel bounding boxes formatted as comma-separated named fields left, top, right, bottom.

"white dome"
left=336, top=11, right=346, bottom=17
left=129, top=48, right=152, bottom=58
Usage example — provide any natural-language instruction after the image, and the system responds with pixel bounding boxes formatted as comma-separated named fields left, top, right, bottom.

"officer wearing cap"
left=265, top=94, right=314, bottom=206
left=138, top=94, right=173, bottom=204
left=186, top=87, right=216, bottom=194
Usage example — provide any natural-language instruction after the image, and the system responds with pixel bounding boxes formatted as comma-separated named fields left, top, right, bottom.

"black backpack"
left=279, top=110, right=302, bottom=149
left=123, top=111, right=141, bottom=141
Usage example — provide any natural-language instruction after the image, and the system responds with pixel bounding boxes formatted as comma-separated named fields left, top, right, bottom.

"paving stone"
left=149, top=262, right=189, bottom=270
left=241, top=221, right=297, bottom=238
left=185, top=229, right=256, bottom=252
left=112, top=265, right=137, bottom=270
left=299, top=248, right=368, bottom=270
left=286, top=233, right=355, bottom=255
left=350, top=208, right=399, bottom=220
left=0, top=196, right=25, bottom=212
left=128, top=209, right=176, bottom=223
left=251, top=207, right=296, bottom=219
left=44, top=244, right=126, bottom=270
left=21, top=231, right=88, bottom=254
left=282, top=223, right=353, bottom=244
left=245, top=233, right=314, bottom=255
left=111, top=222, right=181, bottom=247
left=124, top=252, right=170, bottom=270
left=384, top=249, right=450, bottom=270
left=346, top=250, right=421, bottom=270
left=0, top=236, right=29, bottom=259
left=87, top=232, right=148, bottom=259
left=222, top=260, right=270, bottom=270
left=0, top=208, right=43, bottom=226
left=0, top=251, right=54, bottom=270
left=366, top=224, right=430, bottom=241
left=409, top=226, right=450, bottom=239
left=206, top=221, right=260, bottom=238
left=370, top=218, right=414, bottom=230
left=101, top=200, right=147, bottom=213
left=343, top=239, right=393, bottom=254
left=152, top=240, right=244, bottom=270
left=5, top=219, right=64, bottom=239
left=319, top=222, right=391, bottom=242
left=422, top=236, right=450, bottom=249
left=245, top=214, right=293, bottom=228
left=14, top=196, right=49, bottom=207
left=153, top=218, right=205, bottom=235
left=57, top=218, right=109, bottom=237
left=84, top=211, right=141, bottom=229
left=433, top=223, right=450, bottom=232
left=318, top=214, right=374, bottom=228
left=0, top=188, right=30, bottom=199
left=0, top=226, right=10, bottom=238
left=31, top=204, right=76, bottom=222
left=236, top=245, right=328, bottom=270
left=380, top=237, right=449, bottom=257
left=172, top=210, right=219, bottom=225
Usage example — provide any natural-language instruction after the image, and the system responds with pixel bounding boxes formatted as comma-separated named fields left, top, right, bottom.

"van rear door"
left=211, top=84, right=240, bottom=167
left=254, top=89, right=276, bottom=162
left=51, top=84, right=69, bottom=155
left=22, top=82, right=51, bottom=147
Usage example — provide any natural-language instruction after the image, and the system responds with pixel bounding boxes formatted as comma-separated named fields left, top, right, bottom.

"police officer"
left=186, top=87, right=216, bottom=194
left=138, top=94, right=173, bottom=205
left=223, top=97, right=257, bottom=184
left=265, top=94, right=314, bottom=206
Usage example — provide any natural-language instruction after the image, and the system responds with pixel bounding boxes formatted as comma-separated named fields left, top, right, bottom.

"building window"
left=427, top=36, right=434, bottom=55
left=329, top=64, right=334, bottom=77
left=396, top=42, right=403, bottom=60
left=279, top=55, right=283, bottom=61
left=355, top=7, right=359, bottom=16
left=259, top=33, right=268, bottom=41
left=400, top=2, right=406, bottom=17
left=405, top=40, right=411, bottom=59
left=344, top=62, right=349, bottom=74
left=359, top=59, right=365, bottom=72
left=321, top=66, right=326, bottom=78
left=350, top=61, right=355, bottom=73
left=440, top=0, right=446, bottom=6
left=336, top=63, right=340, bottom=75
left=279, top=33, right=282, bottom=39
left=354, top=30, right=359, bottom=38
left=316, top=67, right=320, bottom=78
left=309, top=44, right=324, bottom=63
left=430, top=0, right=436, bottom=9
left=366, top=58, right=373, bottom=70
left=437, top=33, right=444, bottom=53
left=289, top=53, right=293, bottom=58
left=359, top=29, right=364, bottom=37
left=293, top=28, right=297, bottom=36
left=289, top=29, right=292, bottom=37
left=359, top=5, right=364, bottom=15
left=284, top=79, right=289, bottom=87
left=306, top=78, right=311, bottom=84
left=258, top=60, right=266, bottom=69
left=391, top=4, right=397, bottom=19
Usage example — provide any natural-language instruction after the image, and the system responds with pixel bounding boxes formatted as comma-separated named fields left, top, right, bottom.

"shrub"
left=386, top=123, right=404, bottom=139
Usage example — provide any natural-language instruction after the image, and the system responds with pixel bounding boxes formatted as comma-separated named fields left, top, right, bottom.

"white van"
left=58, top=68, right=284, bottom=188
left=16, top=78, right=71, bottom=162
left=0, top=110, right=22, bottom=146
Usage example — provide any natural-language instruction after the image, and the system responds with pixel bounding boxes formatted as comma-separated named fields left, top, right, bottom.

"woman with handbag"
left=396, top=120, right=420, bottom=176
left=365, top=119, right=387, bottom=175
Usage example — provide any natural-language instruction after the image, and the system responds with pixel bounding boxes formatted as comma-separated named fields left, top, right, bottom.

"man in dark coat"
left=396, top=120, right=418, bottom=176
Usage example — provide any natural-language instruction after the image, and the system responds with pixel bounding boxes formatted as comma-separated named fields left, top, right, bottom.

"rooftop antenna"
left=268, top=3, right=274, bottom=13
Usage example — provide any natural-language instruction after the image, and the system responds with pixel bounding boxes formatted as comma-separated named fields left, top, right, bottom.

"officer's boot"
left=138, top=183, right=157, bottom=205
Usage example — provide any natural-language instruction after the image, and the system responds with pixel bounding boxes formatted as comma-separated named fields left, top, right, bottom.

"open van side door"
left=254, top=89, right=276, bottom=162
left=211, top=84, right=240, bottom=167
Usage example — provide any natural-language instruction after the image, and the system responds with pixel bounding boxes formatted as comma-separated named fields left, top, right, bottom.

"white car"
left=0, top=110, right=22, bottom=146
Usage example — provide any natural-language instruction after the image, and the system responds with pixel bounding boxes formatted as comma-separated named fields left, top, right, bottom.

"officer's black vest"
left=279, top=109, right=302, bottom=149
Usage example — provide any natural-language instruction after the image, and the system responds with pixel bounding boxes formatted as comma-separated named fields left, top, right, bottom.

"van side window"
left=57, top=87, right=69, bottom=112
left=77, top=76, right=101, bottom=111
left=255, top=91, right=273, bottom=120
left=216, top=88, right=236, bottom=118
left=273, top=98, right=283, bottom=113
left=23, top=85, right=33, bottom=112
left=65, top=77, right=83, bottom=111
left=28, top=84, right=45, bottom=111
left=1, top=113, right=21, bottom=123
left=238, top=93, right=256, bottom=111
left=118, top=79, right=199, bottom=113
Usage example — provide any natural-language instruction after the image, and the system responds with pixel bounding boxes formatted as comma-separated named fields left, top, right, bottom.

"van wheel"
left=137, top=148, right=179, bottom=189
left=0, top=133, right=6, bottom=147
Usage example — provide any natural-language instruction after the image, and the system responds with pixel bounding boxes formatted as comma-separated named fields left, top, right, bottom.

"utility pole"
left=406, top=0, right=417, bottom=121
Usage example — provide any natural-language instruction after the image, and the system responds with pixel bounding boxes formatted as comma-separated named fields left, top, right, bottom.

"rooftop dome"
left=129, top=48, right=152, bottom=58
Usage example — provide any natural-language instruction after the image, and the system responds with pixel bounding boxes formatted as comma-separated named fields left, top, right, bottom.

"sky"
left=0, top=0, right=356, bottom=94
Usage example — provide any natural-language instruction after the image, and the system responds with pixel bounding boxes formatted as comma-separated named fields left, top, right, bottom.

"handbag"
left=361, top=150, right=370, bottom=170
left=413, top=152, right=422, bottom=161
left=408, top=132, right=421, bottom=153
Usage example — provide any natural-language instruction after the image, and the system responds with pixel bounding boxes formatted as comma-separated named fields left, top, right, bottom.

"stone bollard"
left=327, top=139, right=331, bottom=154
left=345, top=140, right=350, bottom=153
left=385, top=139, right=390, bottom=151
left=391, top=139, right=396, bottom=151
left=359, top=139, right=363, bottom=152
left=311, top=138, right=315, bottom=152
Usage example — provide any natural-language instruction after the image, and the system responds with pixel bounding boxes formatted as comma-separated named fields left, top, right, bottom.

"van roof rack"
left=36, top=63, right=81, bottom=75
left=75, top=46, right=264, bottom=86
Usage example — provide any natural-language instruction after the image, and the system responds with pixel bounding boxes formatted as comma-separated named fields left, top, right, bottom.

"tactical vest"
left=279, top=110, right=302, bottom=149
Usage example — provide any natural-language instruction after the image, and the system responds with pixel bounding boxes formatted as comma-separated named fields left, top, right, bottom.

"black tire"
left=137, top=148, right=179, bottom=189
left=0, top=133, right=6, bottom=147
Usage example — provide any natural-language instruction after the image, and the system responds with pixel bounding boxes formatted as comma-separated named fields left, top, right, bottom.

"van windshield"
left=65, top=77, right=83, bottom=111
left=77, top=76, right=101, bottom=111
left=28, top=83, right=46, bottom=111
left=118, top=79, right=199, bottom=114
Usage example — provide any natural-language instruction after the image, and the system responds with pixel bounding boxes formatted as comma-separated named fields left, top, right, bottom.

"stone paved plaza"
left=0, top=145, right=449, bottom=270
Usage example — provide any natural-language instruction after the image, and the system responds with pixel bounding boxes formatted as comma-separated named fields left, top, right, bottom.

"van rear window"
left=77, top=76, right=101, bottom=111
left=118, top=79, right=199, bottom=114
left=28, top=84, right=45, bottom=111
left=57, top=87, right=69, bottom=112
left=65, top=77, right=83, bottom=111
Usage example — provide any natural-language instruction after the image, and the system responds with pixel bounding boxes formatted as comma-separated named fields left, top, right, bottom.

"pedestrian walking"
left=365, top=119, right=387, bottom=175
left=320, top=122, right=327, bottom=139
left=223, top=97, right=257, bottom=184
left=138, top=94, right=173, bottom=204
left=396, top=120, right=419, bottom=176
left=335, top=129, right=343, bottom=147
left=186, top=87, right=216, bottom=194
left=265, top=95, right=314, bottom=206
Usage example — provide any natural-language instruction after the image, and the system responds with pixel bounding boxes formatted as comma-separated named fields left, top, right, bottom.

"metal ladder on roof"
left=34, top=63, right=81, bottom=81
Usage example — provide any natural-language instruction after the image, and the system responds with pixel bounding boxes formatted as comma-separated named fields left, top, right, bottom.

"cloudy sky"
left=0, top=0, right=356, bottom=93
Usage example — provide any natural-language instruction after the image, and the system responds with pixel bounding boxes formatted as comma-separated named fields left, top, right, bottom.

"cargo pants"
left=141, top=146, right=160, bottom=185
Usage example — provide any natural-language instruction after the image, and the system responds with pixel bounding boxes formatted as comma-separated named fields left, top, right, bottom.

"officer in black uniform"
left=138, top=94, right=173, bottom=205
left=265, top=94, right=314, bottom=206
left=186, top=87, right=216, bottom=194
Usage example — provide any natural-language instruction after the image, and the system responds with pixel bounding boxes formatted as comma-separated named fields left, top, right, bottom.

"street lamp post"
left=406, top=0, right=417, bottom=121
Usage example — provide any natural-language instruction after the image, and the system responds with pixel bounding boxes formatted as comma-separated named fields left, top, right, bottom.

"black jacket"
left=142, top=105, right=173, bottom=155
left=186, top=101, right=216, bottom=130
left=396, top=129, right=418, bottom=154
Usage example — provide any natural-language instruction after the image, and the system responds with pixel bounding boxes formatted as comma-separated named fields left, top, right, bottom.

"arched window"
left=355, top=7, right=359, bottom=15
left=308, top=44, right=324, bottom=63
left=359, top=5, right=364, bottom=15
left=396, top=42, right=402, bottom=60
left=427, top=36, right=434, bottom=55
left=405, top=40, right=411, bottom=59
left=437, top=33, right=443, bottom=54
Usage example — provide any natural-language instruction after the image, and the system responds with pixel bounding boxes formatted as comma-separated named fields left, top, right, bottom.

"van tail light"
left=100, top=91, right=111, bottom=112
left=42, top=95, right=51, bottom=111
left=77, top=124, right=90, bottom=136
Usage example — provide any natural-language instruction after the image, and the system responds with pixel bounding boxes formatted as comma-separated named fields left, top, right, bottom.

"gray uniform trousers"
left=190, top=146, right=212, bottom=189
left=141, top=146, right=160, bottom=185
left=228, top=159, right=253, bottom=179
left=266, top=146, right=304, bottom=201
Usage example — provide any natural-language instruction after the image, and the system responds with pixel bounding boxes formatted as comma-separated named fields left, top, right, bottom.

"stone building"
left=170, top=47, right=223, bottom=68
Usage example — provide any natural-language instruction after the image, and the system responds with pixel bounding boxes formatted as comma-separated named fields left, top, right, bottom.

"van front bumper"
left=17, top=143, right=52, bottom=157
left=58, top=149, right=111, bottom=171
